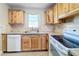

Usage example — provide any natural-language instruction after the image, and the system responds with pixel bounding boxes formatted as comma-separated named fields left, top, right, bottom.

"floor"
left=1, top=51, right=49, bottom=56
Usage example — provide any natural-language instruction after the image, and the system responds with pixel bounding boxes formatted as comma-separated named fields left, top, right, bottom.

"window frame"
left=27, top=13, right=40, bottom=29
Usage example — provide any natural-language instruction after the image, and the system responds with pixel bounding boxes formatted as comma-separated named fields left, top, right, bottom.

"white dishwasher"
left=7, top=35, right=21, bottom=52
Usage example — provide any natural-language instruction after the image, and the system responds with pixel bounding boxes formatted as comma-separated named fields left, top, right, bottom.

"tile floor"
left=1, top=51, right=49, bottom=56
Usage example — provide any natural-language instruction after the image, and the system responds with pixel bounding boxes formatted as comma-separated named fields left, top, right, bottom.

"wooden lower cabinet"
left=2, top=34, right=7, bottom=52
left=2, top=34, right=48, bottom=52
left=41, top=35, right=48, bottom=50
left=21, top=35, right=31, bottom=51
left=31, top=35, right=41, bottom=50
left=21, top=34, right=48, bottom=51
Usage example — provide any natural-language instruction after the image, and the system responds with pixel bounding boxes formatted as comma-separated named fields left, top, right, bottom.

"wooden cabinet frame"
left=21, top=34, right=48, bottom=51
left=8, top=9, right=25, bottom=24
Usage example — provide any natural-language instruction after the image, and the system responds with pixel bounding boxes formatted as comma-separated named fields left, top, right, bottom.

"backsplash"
left=54, top=15, right=79, bottom=35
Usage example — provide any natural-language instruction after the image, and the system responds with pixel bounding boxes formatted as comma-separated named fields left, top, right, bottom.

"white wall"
left=0, top=4, right=11, bottom=49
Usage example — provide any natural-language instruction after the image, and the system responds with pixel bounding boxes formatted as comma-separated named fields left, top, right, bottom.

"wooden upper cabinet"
left=48, top=8, right=54, bottom=24
left=61, top=3, right=69, bottom=15
left=45, top=11, right=49, bottom=24
left=69, top=3, right=79, bottom=11
left=21, top=35, right=31, bottom=51
left=73, top=4, right=79, bottom=10
left=57, top=3, right=63, bottom=17
left=69, top=3, right=75, bottom=11
left=8, top=9, right=25, bottom=24
left=31, top=35, right=41, bottom=50
left=53, top=4, right=59, bottom=24
left=45, top=8, right=54, bottom=24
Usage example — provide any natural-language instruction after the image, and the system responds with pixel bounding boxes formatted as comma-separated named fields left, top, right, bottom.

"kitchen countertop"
left=69, top=49, right=79, bottom=56
left=2, top=32, right=48, bottom=35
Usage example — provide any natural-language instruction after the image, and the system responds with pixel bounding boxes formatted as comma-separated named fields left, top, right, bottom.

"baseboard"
left=3, top=50, right=48, bottom=53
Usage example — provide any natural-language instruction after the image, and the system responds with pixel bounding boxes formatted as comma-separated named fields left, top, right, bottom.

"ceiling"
left=7, top=3, right=53, bottom=9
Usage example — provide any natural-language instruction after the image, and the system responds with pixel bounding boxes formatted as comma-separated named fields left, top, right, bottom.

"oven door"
left=50, top=43, right=60, bottom=56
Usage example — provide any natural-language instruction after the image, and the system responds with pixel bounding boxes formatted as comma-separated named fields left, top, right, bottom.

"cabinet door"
left=57, top=3, right=63, bottom=17
left=73, top=4, right=79, bottom=10
left=8, top=10, right=13, bottom=24
left=69, top=3, right=75, bottom=11
left=2, top=34, right=7, bottom=52
left=8, top=10, right=24, bottom=24
left=12, top=10, right=17, bottom=23
left=47, top=8, right=54, bottom=24
left=16, top=11, right=24, bottom=24
left=69, top=3, right=79, bottom=12
left=45, top=11, right=48, bottom=24
left=41, top=35, right=48, bottom=50
left=62, top=3, right=69, bottom=15
left=22, top=35, right=31, bottom=51
left=31, top=35, right=41, bottom=50
left=45, top=9, right=54, bottom=24
left=53, top=4, right=59, bottom=24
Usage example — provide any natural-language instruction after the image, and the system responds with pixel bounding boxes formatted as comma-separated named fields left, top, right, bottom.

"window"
left=28, top=14, right=39, bottom=28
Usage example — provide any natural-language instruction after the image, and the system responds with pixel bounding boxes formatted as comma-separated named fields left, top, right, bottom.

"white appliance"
left=7, top=35, right=21, bottom=52
left=49, top=27, right=79, bottom=56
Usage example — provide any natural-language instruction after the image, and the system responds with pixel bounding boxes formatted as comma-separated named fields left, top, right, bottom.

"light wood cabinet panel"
left=16, top=11, right=24, bottom=24
left=12, top=10, right=17, bottom=23
left=41, top=35, right=48, bottom=50
left=45, top=11, right=49, bottom=24
left=22, top=35, right=48, bottom=51
left=2, top=34, right=7, bottom=52
left=8, top=10, right=13, bottom=24
left=8, top=9, right=24, bottom=24
left=47, top=8, right=54, bottom=24
left=61, top=3, right=69, bottom=15
left=45, top=3, right=79, bottom=23
left=69, top=3, right=79, bottom=11
left=57, top=3, right=63, bottom=16
left=21, top=35, right=31, bottom=51
left=69, top=3, right=75, bottom=11
left=45, top=8, right=54, bottom=24
left=74, top=4, right=79, bottom=10
left=31, top=35, right=41, bottom=50
left=53, top=4, right=59, bottom=24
